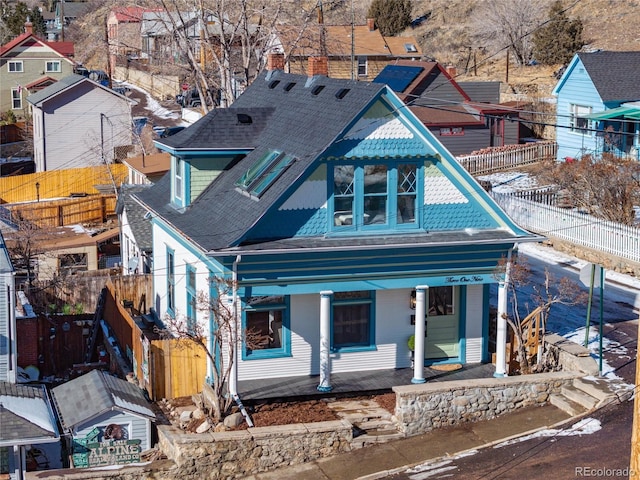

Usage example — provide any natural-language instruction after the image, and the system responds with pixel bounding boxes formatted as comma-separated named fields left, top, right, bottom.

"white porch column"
left=318, top=290, right=333, bottom=392
left=412, top=286, right=428, bottom=384
left=495, top=249, right=513, bottom=377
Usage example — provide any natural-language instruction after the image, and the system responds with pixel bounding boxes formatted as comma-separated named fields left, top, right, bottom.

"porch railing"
left=457, top=142, right=557, bottom=175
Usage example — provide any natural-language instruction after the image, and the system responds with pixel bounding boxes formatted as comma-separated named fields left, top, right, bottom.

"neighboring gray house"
left=0, top=382, right=60, bottom=479
left=116, top=184, right=153, bottom=275
left=374, top=61, right=520, bottom=156
left=51, top=369, right=155, bottom=468
left=27, top=74, right=135, bottom=172
left=0, top=230, right=16, bottom=384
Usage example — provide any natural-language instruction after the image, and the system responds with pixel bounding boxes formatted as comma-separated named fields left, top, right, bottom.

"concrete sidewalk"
left=248, top=404, right=572, bottom=480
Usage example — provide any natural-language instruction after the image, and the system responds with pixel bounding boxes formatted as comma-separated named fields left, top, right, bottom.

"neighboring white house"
left=116, top=184, right=153, bottom=275
left=0, top=230, right=16, bottom=384
left=27, top=74, right=135, bottom=172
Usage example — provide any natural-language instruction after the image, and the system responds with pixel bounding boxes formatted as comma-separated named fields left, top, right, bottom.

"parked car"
left=152, top=125, right=186, bottom=138
left=176, top=88, right=201, bottom=108
left=88, top=70, right=110, bottom=87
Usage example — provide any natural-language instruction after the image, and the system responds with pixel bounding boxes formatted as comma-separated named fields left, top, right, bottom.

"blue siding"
left=554, top=57, right=604, bottom=160
left=424, top=203, right=498, bottom=230
left=250, top=208, right=328, bottom=238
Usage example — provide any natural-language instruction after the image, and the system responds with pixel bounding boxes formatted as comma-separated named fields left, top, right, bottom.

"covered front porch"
left=237, top=362, right=496, bottom=401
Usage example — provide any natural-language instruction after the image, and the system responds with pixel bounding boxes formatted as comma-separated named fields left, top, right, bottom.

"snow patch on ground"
left=493, top=417, right=602, bottom=449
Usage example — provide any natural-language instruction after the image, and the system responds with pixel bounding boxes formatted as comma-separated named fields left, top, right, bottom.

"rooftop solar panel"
left=373, top=65, right=424, bottom=92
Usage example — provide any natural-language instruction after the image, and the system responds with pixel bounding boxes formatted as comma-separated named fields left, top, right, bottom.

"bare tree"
left=158, top=276, right=262, bottom=423
left=532, top=154, right=640, bottom=225
left=473, top=0, right=549, bottom=66
left=495, top=254, right=587, bottom=374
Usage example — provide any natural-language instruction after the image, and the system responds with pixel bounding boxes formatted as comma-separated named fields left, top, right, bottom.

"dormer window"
left=404, top=43, right=417, bottom=53
left=332, top=163, right=418, bottom=230
left=236, top=150, right=295, bottom=198
left=172, top=156, right=189, bottom=207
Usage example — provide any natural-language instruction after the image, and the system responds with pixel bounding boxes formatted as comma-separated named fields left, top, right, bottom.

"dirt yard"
left=158, top=392, right=397, bottom=432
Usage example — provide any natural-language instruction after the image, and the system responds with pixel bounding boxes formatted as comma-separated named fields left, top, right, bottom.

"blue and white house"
left=553, top=51, right=640, bottom=161
left=135, top=55, right=542, bottom=394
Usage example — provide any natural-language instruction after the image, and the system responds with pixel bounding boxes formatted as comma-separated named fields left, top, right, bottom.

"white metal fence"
left=491, top=192, right=640, bottom=263
left=457, top=142, right=557, bottom=175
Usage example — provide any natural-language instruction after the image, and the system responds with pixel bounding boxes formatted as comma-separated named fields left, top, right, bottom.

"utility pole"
left=350, top=0, right=355, bottom=81
left=631, top=315, right=639, bottom=479
left=60, top=0, right=64, bottom=42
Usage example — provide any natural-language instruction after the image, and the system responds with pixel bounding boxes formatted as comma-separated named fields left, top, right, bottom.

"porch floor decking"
left=237, top=362, right=497, bottom=402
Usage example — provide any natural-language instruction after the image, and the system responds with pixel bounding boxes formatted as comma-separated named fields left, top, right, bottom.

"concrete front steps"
left=327, top=398, right=404, bottom=448
left=550, top=376, right=632, bottom=416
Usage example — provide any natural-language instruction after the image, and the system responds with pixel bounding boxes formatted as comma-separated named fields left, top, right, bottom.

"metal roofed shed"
left=51, top=369, right=156, bottom=468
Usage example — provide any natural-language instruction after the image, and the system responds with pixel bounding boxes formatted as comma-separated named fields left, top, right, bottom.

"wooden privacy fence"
left=103, top=278, right=207, bottom=400
left=8, top=195, right=116, bottom=227
left=491, top=192, right=640, bottom=263
left=0, top=164, right=127, bottom=204
left=457, top=142, right=557, bottom=175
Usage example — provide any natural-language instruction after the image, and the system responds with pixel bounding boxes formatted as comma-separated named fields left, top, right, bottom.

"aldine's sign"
left=72, top=424, right=142, bottom=468
left=86, top=439, right=142, bottom=467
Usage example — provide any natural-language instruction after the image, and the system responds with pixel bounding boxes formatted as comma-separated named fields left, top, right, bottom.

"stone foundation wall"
left=393, top=371, right=579, bottom=436
left=156, top=420, right=353, bottom=479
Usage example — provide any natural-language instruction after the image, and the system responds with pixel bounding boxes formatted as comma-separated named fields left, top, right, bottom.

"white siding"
left=0, top=272, right=16, bottom=383
left=74, top=410, right=152, bottom=451
left=238, top=294, right=317, bottom=380
left=35, top=84, right=132, bottom=171
left=465, top=284, right=484, bottom=363
left=237, top=289, right=417, bottom=380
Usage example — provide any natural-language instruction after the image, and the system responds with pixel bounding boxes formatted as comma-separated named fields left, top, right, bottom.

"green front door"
left=425, top=286, right=460, bottom=359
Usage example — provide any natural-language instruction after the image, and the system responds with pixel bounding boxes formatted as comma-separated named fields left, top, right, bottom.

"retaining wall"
left=156, top=420, right=353, bottom=479
left=392, top=371, right=580, bottom=436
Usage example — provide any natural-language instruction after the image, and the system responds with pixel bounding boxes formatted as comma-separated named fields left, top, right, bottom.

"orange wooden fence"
left=0, top=164, right=127, bottom=204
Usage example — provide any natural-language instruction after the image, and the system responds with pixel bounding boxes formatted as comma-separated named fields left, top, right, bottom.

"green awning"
left=584, top=106, right=640, bottom=120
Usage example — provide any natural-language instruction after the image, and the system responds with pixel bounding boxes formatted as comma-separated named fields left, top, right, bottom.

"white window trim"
left=45, top=60, right=61, bottom=73
left=8, top=60, right=23, bottom=73
left=569, top=103, right=592, bottom=135
left=357, top=56, right=368, bottom=77
left=11, top=88, right=22, bottom=109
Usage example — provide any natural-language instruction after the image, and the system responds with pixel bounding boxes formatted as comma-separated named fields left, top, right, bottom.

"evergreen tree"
left=1, top=1, right=47, bottom=39
left=367, top=0, right=413, bottom=36
left=532, top=0, right=584, bottom=65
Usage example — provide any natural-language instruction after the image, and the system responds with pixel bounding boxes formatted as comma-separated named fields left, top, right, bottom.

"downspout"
left=231, top=255, right=253, bottom=427
left=494, top=246, right=514, bottom=377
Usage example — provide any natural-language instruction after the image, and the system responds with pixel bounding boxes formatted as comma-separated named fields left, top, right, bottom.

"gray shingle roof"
left=0, top=230, right=12, bottom=273
left=117, top=184, right=153, bottom=252
left=0, top=382, right=58, bottom=445
left=51, top=370, right=155, bottom=431
left=26, top=74, right=133, bottom=106
left=137, top=70, right=386, bottom=252
left=26, top=74, right=86, bottom=105
left=578, top=51, right=640, bottom=102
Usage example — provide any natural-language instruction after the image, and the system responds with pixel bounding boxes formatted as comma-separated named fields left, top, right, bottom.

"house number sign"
left=445, top=275, right=483, bottom=284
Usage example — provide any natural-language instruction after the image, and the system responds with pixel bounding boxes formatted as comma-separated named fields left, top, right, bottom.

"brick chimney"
left=267, top=52, right=285, bottom=71
left=308, top=56, right=328, bottom=77
left=445, top=64, right=457, bottom=78
left=24, top=18, right=33, bottom=35
left=367, top=18, right=376, bottom=31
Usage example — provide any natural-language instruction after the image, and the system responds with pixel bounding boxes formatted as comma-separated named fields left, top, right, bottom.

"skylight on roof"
left=235, top=150, right=295, bottom=198
left=404, top=43, right=418, bottom=53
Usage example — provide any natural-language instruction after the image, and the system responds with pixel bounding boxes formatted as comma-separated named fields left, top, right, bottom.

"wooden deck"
left=237, top=362, right=496, bottom=402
